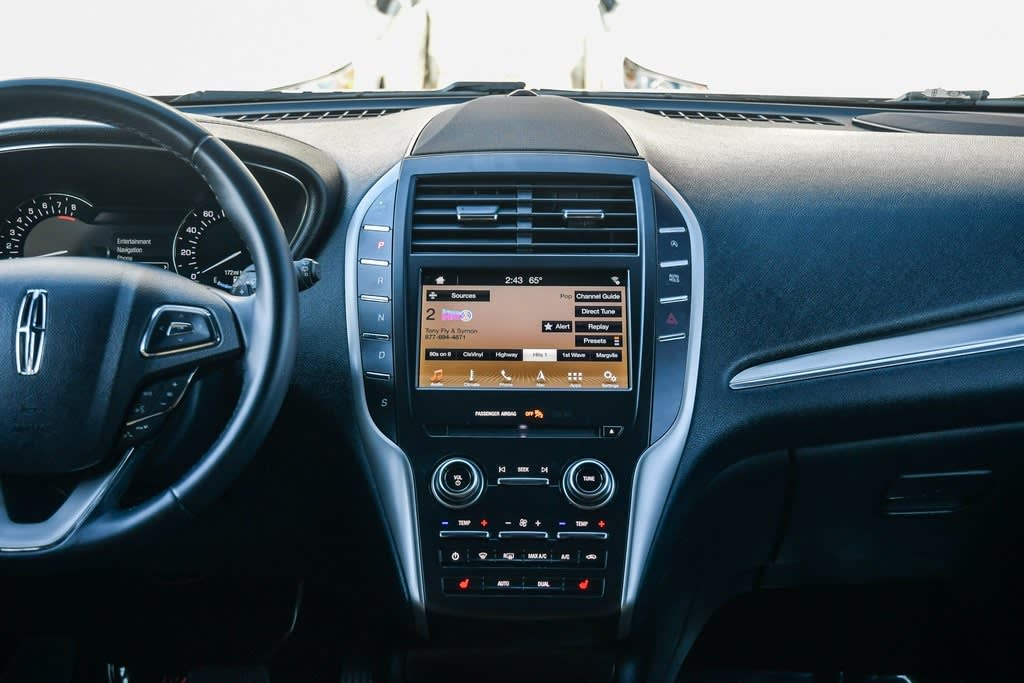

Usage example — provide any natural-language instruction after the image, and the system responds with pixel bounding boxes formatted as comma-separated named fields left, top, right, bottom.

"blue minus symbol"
left=558, top=521, right=567, bottom=527
left=441, top=521, right=449, bottom=526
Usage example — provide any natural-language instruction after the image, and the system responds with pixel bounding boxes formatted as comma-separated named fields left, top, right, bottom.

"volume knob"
left=562, top=459, right=615, bottom=509
left=431, top=457, right=485, bottom=509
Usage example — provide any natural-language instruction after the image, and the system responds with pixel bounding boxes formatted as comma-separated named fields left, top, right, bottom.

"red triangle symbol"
left=666, top=312, right=679, bottom=326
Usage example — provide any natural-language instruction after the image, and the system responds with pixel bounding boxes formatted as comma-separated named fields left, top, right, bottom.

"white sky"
left=0, top=0, right=1021, bottom=98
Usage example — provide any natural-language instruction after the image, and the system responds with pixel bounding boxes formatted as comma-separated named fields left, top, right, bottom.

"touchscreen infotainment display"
left=417, top=269, right=629, bottom=390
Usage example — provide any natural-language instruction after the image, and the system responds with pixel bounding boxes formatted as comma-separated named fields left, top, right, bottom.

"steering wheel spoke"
left=0, top=448, right=138, bottom=552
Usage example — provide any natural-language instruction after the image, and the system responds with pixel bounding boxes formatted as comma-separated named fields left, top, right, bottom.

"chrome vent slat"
left=410, top=173, right=638, bottom=255
left=646, top=109, right=842, bottom=126
left=218, top=108, right=404, bottom=123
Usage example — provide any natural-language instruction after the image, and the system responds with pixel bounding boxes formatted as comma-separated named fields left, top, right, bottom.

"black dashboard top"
left=411, top=94, right=638, bottom=157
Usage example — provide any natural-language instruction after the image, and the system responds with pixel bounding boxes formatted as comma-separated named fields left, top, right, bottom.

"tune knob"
left=562, top=459, right=615, bottom=509
left=430, top=457, right=485, bottom=509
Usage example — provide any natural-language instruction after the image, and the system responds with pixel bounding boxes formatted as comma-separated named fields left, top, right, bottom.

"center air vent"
left=410, top=174, right=638, bottom=254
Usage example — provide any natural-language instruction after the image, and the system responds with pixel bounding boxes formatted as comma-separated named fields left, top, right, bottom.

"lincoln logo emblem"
left=15, top=289, right=47, bottom=376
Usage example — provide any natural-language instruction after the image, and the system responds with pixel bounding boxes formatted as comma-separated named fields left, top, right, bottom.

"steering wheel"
left=0, top=79, right=298, bottom=554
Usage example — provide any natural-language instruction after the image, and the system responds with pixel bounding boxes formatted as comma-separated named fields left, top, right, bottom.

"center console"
left=345, top=153, right=701, bottom=633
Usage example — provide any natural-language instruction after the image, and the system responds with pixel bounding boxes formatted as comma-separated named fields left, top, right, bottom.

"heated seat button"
left=443, top=577, right=482, bottom=594
left=142, top=306, right=219, bottom=356
left=572, top=577, right=604, bottom=596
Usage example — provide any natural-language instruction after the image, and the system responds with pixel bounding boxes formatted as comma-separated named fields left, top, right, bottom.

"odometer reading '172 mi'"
left=173, top=206, right=250, bottom=289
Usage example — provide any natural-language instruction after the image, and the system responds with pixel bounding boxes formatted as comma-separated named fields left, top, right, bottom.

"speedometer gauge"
left=1, top=193, right=96, bottom=259
left=173, top=206, right=250, bottom=289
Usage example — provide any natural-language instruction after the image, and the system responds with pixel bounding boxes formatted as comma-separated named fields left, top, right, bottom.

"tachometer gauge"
left=1, top=193, right=97, bottom=259
left=172, top=206, right=250, bottom=289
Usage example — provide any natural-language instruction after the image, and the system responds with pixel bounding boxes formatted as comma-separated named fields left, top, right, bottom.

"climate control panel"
left=424, top=454, right=621, bottom=606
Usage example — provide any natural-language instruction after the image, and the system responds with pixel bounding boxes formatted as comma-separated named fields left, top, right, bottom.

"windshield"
left=2, top=0, right=1021, bottom=98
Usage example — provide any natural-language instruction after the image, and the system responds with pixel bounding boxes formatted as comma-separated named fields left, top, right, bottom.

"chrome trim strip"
left=344, top=163, right=429, bottom=637
left=619, top=168, right=705, bottom=636
left=729, top=311, right=1024, bottom=390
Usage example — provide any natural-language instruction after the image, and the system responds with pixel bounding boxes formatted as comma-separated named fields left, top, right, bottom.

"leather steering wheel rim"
left=0, top=79, right=298, bottom=553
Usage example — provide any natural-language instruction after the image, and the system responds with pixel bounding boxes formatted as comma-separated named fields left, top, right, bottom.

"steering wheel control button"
left=360, top=339, right=394, bottom=376
left=431, top=457, right=485, bottom=509
left=125, top=370, right=196, bottom=427
left=357, top=262, right=391, bottom=298
left=562, top=459, right=615, bottom=509
left=358, top=227, right=393, bottom=260
left=358, top=298, right=392, bottom=339
left=141, top=305, right=219, bottom=357
left=119, top=413, right=166, bottom=447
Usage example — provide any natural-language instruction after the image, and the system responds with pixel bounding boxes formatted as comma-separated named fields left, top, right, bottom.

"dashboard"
left=3, top=91, right=1024, bottom=683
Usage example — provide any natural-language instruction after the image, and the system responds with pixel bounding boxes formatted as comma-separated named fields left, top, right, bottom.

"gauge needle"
left=31, top=250, right=69, bottom=258
left=199, top=250, right=243, bottom=275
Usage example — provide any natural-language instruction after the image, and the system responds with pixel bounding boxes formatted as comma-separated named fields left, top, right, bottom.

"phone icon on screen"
left=500, top=369, right=512, bottom=382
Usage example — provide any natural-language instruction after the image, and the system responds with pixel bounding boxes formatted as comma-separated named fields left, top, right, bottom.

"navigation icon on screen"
left=536, top=370, right=547, bottom=383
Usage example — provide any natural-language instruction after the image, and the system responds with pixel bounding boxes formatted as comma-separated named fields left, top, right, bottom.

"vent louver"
left=646, top=109, right=841, bottom=126
left=217, top=108, right=403, bottom=123
left=410, top=174, right=638, bottom=254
